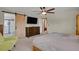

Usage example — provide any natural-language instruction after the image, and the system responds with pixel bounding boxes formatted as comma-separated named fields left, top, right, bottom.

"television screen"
left=27, top=17, right=37, bottom=24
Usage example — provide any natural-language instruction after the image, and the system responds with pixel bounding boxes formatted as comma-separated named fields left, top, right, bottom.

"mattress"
left=33, top=32, right=79, bottom=51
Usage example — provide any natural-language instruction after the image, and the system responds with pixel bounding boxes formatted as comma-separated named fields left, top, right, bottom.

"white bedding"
left=33, top=32, right=79, bottom=51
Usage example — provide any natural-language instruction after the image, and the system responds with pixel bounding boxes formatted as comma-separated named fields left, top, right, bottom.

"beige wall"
left=0, top=8, right=79, bottom=35
left=0, top=11, right=4, bottom=25
left=48, top=9, right=77, bottom=34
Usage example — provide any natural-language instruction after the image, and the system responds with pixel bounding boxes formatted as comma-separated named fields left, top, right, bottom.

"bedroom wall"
left=0, top=10, right=43, bottom=36
left=47, top=8, right=78, bottom=34
left=0, top=7, right=79, bottom=35
left=0, top=11, right=4, bottom=25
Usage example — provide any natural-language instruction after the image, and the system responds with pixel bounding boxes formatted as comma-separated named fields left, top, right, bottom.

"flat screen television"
left=27, top=17, right=37, bottom=24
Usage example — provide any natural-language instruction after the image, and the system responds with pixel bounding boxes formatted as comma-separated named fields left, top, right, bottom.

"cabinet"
left=26, top=27, right=40, bottom=37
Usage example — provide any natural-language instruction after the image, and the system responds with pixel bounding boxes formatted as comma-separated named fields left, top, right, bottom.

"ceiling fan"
left=33, top=7, right=55, bottom=15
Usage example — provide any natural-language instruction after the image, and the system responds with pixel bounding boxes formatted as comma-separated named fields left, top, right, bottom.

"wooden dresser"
left=0, top=25, right=3, bottom=35
left=26, top=27, right=40, bottom=37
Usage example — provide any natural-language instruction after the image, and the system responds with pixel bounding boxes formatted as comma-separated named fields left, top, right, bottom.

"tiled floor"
left=12, top=37, right=33, bottom=51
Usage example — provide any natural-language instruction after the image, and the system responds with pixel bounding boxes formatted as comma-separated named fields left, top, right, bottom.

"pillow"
left=0, top=33, right=4, bottom=42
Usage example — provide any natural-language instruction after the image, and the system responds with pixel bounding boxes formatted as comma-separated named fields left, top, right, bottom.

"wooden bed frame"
left=32, top=46, right=42, bottom=51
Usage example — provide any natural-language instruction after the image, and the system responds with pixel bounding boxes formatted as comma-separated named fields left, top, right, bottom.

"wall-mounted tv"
left=27, top=16, right=37, bottom=24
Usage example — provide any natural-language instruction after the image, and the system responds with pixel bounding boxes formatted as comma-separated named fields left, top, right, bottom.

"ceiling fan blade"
left=47, top=12, right=55, bottom=14
left=40, top=7, right=46, bottom=11
left=47, top=8, right=55, bottom=12
left=43, top=7, right=45, bottom=9
left=40, top=7, right=43, bottom=10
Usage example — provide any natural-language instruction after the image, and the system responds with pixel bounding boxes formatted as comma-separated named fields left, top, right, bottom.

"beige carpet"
left=12, top=37, right=33, bottom=51
left=12, top=34, right=45, bottom=51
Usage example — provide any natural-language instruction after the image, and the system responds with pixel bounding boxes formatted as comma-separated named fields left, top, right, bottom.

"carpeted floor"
left=12, top=34, right=45, bottom=51
left=12, top=37, right=33, bottom=51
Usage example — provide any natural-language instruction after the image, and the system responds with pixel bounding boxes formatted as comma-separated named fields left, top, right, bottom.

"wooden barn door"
left=15, top=14, right=25, bottom=38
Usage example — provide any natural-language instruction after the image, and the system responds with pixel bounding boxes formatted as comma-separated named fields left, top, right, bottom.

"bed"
left=32, top=32, right=79, bottom=51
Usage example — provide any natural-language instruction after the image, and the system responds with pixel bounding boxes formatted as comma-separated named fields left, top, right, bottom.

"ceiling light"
left=42, top=12, right=46, bottom=15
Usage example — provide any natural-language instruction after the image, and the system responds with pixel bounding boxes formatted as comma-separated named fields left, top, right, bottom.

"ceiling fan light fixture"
left=42, top=12, right=46, bottom=15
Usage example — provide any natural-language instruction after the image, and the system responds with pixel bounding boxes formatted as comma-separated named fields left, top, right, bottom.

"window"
left=3, top=13, right=15, bottom=36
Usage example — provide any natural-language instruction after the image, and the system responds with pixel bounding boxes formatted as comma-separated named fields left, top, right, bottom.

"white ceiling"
left=0, top=7, right=79, bottom=18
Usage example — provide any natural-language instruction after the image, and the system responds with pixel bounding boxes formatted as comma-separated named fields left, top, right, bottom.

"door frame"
left=76, top=15, right=79, bottom=35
